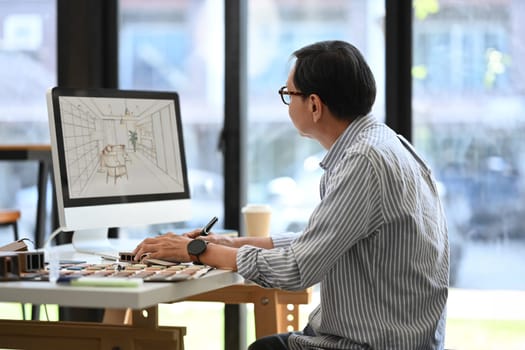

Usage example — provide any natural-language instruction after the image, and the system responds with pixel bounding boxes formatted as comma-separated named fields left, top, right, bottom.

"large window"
left=413, top=0, right=523, bottom=290
left=0, top=0, right=56, bottom=243
left=246, top=0, right=385, bottom=235
left=413, top=0, right=525, bottom=348
left=119, top=0, right=225, bottom=232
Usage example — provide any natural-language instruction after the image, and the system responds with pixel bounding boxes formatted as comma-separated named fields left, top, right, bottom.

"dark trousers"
left=247, top=324, right=315, bottom=350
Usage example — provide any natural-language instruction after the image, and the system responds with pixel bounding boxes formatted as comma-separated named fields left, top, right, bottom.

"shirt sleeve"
left=237, top=152, right=381, bottom=290
left=271, top=232, right=301, bottom=248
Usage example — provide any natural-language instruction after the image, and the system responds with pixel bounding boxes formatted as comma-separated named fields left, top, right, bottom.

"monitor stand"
left=72, top=228, right=120, bottom=260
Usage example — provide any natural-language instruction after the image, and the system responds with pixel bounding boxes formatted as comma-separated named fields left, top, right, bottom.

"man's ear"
left=309, top=94, right=322, bottom=123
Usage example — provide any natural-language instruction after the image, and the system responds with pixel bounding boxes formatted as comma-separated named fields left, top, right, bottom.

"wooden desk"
left=0, top=245, right=242, bottom=350
left=0, top=144, right=54, bottom=248
left=0, top=283, right=312, bottom=350
left=0, top=269, right=242, bottom=350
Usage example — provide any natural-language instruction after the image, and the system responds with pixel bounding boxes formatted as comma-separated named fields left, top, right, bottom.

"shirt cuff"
left=236, top=245, right=261, bottom=280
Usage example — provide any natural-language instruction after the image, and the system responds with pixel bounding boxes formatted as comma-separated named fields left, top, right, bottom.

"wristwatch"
left=187, top=239, right=208, bottom=264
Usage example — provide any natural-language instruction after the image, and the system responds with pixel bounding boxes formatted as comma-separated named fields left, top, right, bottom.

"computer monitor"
left=46, top=87, right=191, bottom=257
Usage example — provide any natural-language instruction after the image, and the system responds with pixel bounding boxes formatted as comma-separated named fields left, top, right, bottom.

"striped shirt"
left=237, top=115, right=449, bottom=350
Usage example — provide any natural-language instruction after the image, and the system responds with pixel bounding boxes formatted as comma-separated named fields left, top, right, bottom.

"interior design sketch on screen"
left=58, top=96, right=185, bottom=198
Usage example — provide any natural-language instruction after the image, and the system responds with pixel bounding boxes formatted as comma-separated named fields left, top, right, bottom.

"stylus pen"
left=200, top=216, right=218, bottom=236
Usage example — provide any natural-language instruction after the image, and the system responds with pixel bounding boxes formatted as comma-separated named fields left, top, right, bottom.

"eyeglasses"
left=278, top=86, right=305, bottom=105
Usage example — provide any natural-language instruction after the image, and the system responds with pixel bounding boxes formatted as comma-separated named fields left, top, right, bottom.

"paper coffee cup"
left=241, top=204, right=272, bottom=237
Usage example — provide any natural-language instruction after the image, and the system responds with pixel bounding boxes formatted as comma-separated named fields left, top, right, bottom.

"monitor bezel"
left=49, top=87, right=191, bottom=209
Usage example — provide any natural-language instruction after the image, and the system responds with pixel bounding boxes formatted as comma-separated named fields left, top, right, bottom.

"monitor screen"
left=47, top=87, right=191, bottom=256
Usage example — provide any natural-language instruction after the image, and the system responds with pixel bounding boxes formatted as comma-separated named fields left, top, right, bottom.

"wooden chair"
left=0, top=209, right=20, bottom=241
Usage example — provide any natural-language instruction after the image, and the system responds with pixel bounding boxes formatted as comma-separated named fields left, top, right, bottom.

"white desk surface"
left=0, top=241, right=242, bottom=309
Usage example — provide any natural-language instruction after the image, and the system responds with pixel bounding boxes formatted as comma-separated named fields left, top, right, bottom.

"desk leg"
left=103, top=306, right=160, bottom=329
left=253, top=289, right=279, bottom=338
left=276, top=302, right=300, bottom=333
left=253, top=289, right=301, bottom=338
left=102, top=308, right=132, bottom=325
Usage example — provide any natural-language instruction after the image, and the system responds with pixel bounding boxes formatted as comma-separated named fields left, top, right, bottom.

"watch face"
left=187, top=239, right=207, bottom=256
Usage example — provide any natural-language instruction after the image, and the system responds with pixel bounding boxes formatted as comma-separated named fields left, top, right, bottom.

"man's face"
left=286, top=68, right=315, bottom=138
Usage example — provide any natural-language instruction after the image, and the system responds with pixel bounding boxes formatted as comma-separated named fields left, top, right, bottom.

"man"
left=133, top=40, right=449, bottom=349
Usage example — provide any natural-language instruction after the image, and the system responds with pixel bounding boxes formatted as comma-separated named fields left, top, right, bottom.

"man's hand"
left=132, top=233, right=193, bottom=262
left=133, top=230, right=241, bottom=271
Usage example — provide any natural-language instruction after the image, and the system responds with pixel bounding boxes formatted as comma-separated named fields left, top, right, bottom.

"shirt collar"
left=319, top=114, right=377, bottom=171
